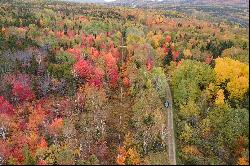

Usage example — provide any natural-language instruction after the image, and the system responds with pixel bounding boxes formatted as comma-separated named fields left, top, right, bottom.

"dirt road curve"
left=166, top=83, right=176, bottom=165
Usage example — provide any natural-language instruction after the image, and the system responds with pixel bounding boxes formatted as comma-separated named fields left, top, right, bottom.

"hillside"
left=59, top=0, right=107, bottom=3
left=111, top=0, right=248, bottom=6
left=109, top=0, right=249, bottom=27
left=0, top=0, right=249, bottom=165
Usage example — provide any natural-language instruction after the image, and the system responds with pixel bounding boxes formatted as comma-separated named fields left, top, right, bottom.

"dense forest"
left=0, top=0, right=249, bottom=165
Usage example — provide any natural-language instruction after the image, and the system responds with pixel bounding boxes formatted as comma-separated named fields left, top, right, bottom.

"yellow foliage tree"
left=123, top=132, right=136, bottom=148
left=116, top=132, right=141, bottom=165
left=182, top=145, right=201, bottom=156
left=237, top=157, right=249, bottom=165
left=183, top=49, right=192, bottom=59
left=204, top=83, right=219, bottom=101
left=126, top=148, right=140, bottom=165
left=215, top=89, right=226, bottom=108
left=116, top=146, right=140, bottom=165
left=214, top=57, right=249, bottom=100
left=180, top=123, right=193, bottom=144
left=126, top=34, right=145, bottom=45
left=147, top=31, right=163, bottom=49
left=179, top=100, right=200, bottom=119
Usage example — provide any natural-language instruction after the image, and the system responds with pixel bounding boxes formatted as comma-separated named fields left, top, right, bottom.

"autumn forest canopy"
left=0, top=0, right=249, bottom=165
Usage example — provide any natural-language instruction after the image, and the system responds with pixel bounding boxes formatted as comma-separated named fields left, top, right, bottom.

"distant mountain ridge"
left=58, top=0, right=249, bottom=5
left=59, top=0, right=106, bottom=3
left=184, top=0, right=248, bottom=5
left=111, top=0, right=249, bottom=6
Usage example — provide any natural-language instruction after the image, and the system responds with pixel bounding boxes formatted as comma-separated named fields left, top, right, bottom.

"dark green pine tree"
left=64, top=23, right=68, bottom=35
left=163, top=47, right=172, bottom=65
